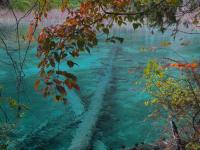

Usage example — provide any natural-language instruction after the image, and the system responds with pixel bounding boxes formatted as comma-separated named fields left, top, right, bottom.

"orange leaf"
left=26, top=24, right=35, bottom=42
left=65, top=18, right=78, bottom=26
left=169, top=63, right=178, bottom=67
left=190, top=63, right=198, bottom=68
left=38, top=30, right=47, bottom=43
left=169, top=63, right=198, bottom=70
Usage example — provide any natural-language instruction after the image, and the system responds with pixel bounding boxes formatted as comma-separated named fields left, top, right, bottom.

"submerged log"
left=68, top=48, right=117, bottom=150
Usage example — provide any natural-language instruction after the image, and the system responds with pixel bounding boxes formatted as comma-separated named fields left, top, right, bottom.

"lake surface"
left=0, top=27, right=199, bottom=150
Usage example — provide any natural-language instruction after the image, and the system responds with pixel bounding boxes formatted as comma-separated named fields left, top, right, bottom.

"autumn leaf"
left=65, top=18, right=78, bottom=26
left=67, top=60, right=74, bottom=68
left=65, top=79, right=73, bottom=89
left=56, top=85, right=66, bottom=95
left=74, top=84, right=80, bottom=91
left=61, top=0, right=69, bottom=12
left=26, top=24, right=35, bottom=42
left=49, top=58, right=55, bottom=67
left=70, top=50, right=79, bottom=57
left=64, top=79, right=80, bottom=91
left=34, top=80, right=40, bottom=90
left=56, top=71, right=77, bottom=80
left=113, top=0, right=130, bottom=8
left=53, top=79, right=62, bottom=85
left=38, top=30, right=47, bottom=43
left=80, top=2, right=92, bottom=14
left=168, top=63, right=198, bottom=70
left=67, top=60, right=78, bottom=68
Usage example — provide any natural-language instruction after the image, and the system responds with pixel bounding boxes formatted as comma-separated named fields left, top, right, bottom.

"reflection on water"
left=0, top=27, right=200, bottom=149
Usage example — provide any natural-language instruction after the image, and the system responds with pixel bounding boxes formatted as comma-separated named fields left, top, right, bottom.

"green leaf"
left=132, top=23, right=141, bottom=30
left=85, top=47, right=90, bottom=53
left=77, top=38, right=85, bottom=50
left=54, top=52, right=60, bottom=63
left=114, top=37, right=124, bottom=43
left=102, top=28, right=109, bottom=34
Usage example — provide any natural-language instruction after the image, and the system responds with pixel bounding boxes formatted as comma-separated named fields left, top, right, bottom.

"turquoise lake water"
left=0, top=28, right=200, bottom=150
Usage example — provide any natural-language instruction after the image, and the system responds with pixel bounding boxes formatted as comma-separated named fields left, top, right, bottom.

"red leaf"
left=74, top=84, right=80, bottom=91
left=56, top=85, right=66, bottom=95
left=53, top=79, right=62, bottom=85
left=64, top=79, right=73, bottom=89
left=34, top=80, right=40, bottom=90
left=67, top=60, right=78, bottom=68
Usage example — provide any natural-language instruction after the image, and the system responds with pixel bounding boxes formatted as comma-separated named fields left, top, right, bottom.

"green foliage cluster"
left=144, top=60, right=200, bottom=117
left=10, top=0, right=31, bottom=11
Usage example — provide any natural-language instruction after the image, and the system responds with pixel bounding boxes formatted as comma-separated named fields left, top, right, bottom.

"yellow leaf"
left=160, top=41, right=171, bottom=47
left=144, top=101, right=149, bottom=106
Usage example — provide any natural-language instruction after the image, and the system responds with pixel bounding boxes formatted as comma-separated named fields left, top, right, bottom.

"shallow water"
left=0, top=27, right=200, bottom=150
